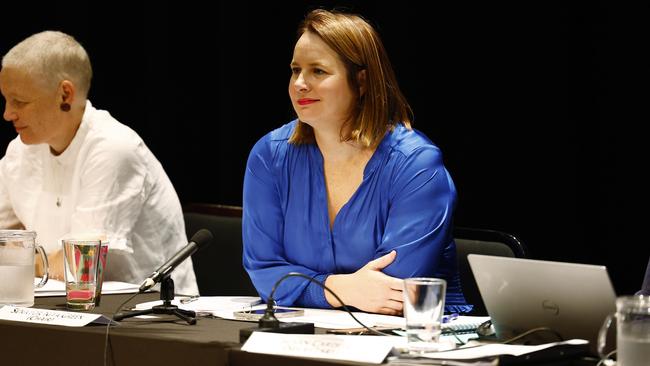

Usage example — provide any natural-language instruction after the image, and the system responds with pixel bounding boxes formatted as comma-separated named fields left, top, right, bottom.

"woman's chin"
left=18, top=134, right=39, bottom=145
left=297, top=117, right=315, bottom=126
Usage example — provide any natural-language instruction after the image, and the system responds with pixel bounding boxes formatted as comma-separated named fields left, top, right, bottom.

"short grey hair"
left=2, top=31, right=92, bottom=97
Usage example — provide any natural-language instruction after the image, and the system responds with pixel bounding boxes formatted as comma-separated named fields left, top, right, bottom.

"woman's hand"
left=35, top=249, right=64, bottom=280
left=324, top=250, right=404, bottom=315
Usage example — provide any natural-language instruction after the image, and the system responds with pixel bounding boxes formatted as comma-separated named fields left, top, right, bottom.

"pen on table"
left=180, top=295, right=200, bottom=304
left=441, top=313, right=459, bottom=323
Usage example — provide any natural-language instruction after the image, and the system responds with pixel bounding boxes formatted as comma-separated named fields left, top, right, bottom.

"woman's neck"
left=314, top=125, right=368, bottom=162
left=49, top=108, right=84, bottom=156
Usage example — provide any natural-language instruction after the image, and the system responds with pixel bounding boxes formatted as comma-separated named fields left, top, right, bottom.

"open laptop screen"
left=467, top=254, right=616, bottom=350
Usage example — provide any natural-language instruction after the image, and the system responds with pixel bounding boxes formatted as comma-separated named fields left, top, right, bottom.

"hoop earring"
left=60, top=103, right=71, bottom=112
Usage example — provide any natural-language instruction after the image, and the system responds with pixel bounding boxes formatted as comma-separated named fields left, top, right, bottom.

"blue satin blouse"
left=243, top=120, right=469, bottom=312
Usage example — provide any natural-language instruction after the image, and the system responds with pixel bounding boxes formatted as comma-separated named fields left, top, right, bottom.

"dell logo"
left=542, top=300, right=560, bottom=315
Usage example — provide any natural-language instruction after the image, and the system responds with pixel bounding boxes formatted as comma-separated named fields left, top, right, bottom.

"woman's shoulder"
left=269, top=119, right=297, bottom=142
left=83, top=102, right=142, bottom=147
left=386, top=123, right=442, bottom=159
left=80, top=103, right=149, bottom=166
left=249, top=119, right=297, bottom=157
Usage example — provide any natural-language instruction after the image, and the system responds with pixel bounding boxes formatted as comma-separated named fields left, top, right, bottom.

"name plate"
left=241, top=331, right=403, bottom=364
left=0, top=305, right=113, bottom=327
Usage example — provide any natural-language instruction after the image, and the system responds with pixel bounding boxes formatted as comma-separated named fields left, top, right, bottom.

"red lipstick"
left=297, top=98, right=318, bottom=106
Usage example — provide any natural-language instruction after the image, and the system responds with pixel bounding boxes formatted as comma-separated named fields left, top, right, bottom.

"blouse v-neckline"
left=312, top=132, right=391, bottom=232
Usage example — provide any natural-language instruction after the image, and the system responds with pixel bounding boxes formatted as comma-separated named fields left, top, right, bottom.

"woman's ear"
left=357, top=69, right=367, bottom=97
left=60, top=80, right=76, bottom=105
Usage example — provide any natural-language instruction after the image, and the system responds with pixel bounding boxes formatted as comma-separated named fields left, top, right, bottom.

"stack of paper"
left=135, top=296, right=263, bottom=317
left=34, top=278, right=140, bottom=297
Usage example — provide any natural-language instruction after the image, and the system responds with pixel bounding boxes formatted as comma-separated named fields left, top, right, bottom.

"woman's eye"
left=313, top=68, right=326, bottom=75
left=291, top=67, right=301, bottom=74
left=12, top=99, right=27, bottom=107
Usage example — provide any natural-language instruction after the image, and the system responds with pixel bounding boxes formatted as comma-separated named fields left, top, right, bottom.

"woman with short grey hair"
left=0, top=31, right=198, bottom=295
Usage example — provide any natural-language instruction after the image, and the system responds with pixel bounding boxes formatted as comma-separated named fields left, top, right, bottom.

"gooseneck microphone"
left=139, top=229, right=213, bottom=292
left=239, top=272, right=392, bottom=342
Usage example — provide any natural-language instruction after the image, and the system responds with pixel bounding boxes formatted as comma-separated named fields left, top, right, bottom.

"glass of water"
left=598, top=295, right=650, bottom=366
left=403, top=277, right=447, bottom=353
left=62, top=238, right=101, bottom=311
left=0, top=230, right=48, bottom=307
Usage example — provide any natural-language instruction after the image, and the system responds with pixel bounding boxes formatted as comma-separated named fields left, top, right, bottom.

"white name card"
left=0, top=305, right=113, bottom=327
left=241, top=331, right=404, bottom=364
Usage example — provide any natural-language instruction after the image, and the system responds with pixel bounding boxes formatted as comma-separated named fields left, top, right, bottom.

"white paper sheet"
left=418, top=339, right=589, bottom=360
left=134, top=296, right=485, bottom=334
left=278, top=308, right=406, bottom=329
left=242, top=331, right=405, bottom=364
left=134, top=297, right=404, bottom=329
left=135, top=296, right=262, bottom=317
left=276, top=310, right=485, bottom=331
left=0, top=305, right=114, bottom=327
left=34, top=278, right=140, bottom=297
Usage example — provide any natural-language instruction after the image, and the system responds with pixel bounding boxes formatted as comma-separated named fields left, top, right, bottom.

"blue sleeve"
left=379, top=146, right=457, bottom=281
left=242, top=136, right=331, bottom=308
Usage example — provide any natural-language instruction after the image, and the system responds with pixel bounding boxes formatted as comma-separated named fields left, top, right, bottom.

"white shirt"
left=0, top=101, right=198, bottom=295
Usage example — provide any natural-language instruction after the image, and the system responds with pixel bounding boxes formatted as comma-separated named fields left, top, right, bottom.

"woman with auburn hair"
left=243, top=9, right=468, bottom=314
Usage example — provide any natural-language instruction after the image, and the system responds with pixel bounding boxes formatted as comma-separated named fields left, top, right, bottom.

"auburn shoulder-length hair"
left=289, top=9, right=413, bottom=148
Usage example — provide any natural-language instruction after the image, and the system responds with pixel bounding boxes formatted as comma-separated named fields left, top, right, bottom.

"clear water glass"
left=403, top=277, right=447, bottom=353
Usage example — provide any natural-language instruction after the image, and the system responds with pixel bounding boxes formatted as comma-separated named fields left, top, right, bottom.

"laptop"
left=467, top=254, right=616, bottom=351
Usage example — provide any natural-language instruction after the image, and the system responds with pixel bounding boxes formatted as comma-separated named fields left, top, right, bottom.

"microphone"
left=139, top=229, right=213, bottom=292
left=239, top=272, right=390, bottom=342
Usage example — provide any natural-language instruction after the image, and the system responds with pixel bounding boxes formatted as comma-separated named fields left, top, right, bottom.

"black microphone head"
left=190, top=229, right=213, bottom=248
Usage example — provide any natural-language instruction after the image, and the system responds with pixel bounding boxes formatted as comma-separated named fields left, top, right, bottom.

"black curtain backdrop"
left=1, top=1, right=647, bottom=296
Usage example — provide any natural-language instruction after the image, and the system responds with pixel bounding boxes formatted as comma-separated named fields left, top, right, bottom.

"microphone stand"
left=113, top=275, right=197, bottom=325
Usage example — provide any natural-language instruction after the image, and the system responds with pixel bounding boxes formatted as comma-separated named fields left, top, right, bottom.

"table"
left=0, top=294, right=599, bottom=366
left=0, top=293, right=244, bottom=365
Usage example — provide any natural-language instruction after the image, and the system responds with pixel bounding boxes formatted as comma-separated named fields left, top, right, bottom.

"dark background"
left=1, top=1, right=647, bottom=295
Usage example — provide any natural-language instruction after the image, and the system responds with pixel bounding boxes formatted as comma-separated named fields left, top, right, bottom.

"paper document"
left=34, top=278, right=140, bottom=297
left=277, top=311, right=486, bottom=331
left=242, top=331, right=405, bottom=364
left=135, top=297, right=404, bottom=329
left=440, top=332, right=480, bottom=346
left=277, top=308, right=405, bottom=329
left=133, top=296, right=482, bottom=333
left=277, top=311, right=486, bottom=332
left=0, top=305, right=115, bottom=327
left=416, top=339, right=589, bottom=360
left=135, top=296, right=262, bottom=317
left=224, top=305, right=405, bottom=329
